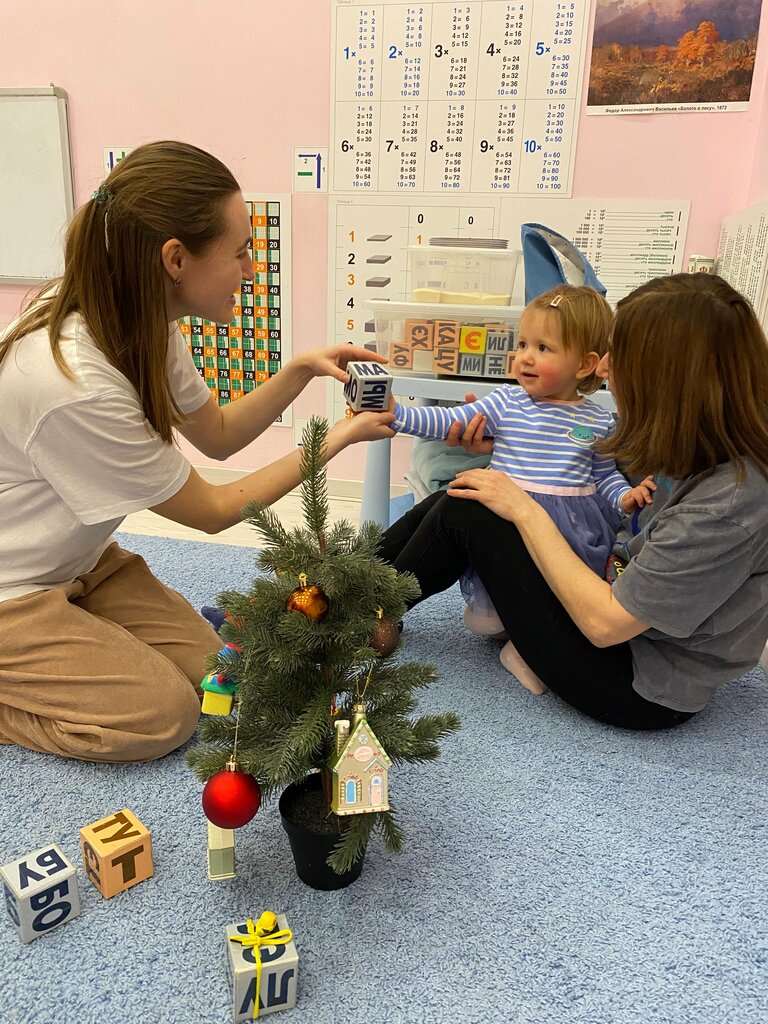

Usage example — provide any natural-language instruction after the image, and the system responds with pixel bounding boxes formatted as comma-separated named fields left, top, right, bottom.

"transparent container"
left=366, top=299, right=523, bottom=379
left=407, top=246, right=521, bottom=305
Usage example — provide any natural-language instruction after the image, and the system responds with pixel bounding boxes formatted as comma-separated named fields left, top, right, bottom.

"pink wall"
left=3, top=0, right=768, bottom=485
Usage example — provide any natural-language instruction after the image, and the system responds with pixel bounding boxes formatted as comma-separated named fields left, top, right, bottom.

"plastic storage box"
left=366, top=300, right=523, bottom=379
left=407, top=246, right=521, bottom=305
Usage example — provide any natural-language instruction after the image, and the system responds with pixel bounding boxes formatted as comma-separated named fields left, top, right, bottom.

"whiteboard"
left=0, top=87, right=74, bottom=282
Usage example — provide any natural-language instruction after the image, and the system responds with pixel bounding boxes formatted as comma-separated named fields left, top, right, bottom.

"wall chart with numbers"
left=179, top=195, right=292, bottom=425
left=331, top=0, right=589, bottom=196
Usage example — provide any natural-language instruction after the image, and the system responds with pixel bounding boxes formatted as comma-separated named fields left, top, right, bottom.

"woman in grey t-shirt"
left=378, top=273, right=768, bottom=728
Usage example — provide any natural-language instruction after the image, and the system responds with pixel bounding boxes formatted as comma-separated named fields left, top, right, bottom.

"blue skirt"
left=460, top=490, right=621, bottom=615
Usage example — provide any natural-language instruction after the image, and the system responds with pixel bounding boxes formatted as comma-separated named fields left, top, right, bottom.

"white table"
left=359, top=374, right=617, bottom=528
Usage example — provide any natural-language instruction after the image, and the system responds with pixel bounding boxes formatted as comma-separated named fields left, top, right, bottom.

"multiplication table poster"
left=179, top=194, right=292, bottom=425
left=331, top=0, right=589, bottom=196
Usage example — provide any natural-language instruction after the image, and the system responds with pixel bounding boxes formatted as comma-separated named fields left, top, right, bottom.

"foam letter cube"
left=80, top=808, right=153, bottom=899
left=208, top=822, right=236, bottom=881
left=226, top=912, right=299, bottom=1020
left=1, top=844, right=81, bottom=943
left=343, top=361, right=393, bottom=412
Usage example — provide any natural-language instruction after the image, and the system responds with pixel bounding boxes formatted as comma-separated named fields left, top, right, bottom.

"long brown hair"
left=1, top=141, right=240, bottom=443
left=525, top=284, right=613, bottom=393
left=602, top=273, right=768, bottom=480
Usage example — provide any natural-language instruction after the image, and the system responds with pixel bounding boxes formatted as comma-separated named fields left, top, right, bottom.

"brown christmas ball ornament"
left=286, top=573, right=330, bottom=622
left=370, top=608, right=401, bottom=656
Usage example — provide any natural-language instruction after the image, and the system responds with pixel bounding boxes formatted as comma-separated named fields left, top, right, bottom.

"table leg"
left=359, top=437, right=392, bottom=529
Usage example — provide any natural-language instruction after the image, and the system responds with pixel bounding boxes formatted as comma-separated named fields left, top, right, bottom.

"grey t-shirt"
left=612, top=462, right=768, bottom=712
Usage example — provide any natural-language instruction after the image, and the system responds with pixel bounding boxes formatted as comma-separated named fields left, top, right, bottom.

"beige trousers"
left=0, top=542, right=219, bottom=762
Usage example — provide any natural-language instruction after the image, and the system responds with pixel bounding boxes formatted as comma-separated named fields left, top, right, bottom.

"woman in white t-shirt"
left=0, top=140, right=394, bottom=762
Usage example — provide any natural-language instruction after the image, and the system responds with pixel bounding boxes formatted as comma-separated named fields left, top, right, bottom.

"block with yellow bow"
left=226, top=911, right=298, bottom=1020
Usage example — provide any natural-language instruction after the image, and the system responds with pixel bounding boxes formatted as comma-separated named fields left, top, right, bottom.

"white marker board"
left=0, top=87, right=74, bottom=282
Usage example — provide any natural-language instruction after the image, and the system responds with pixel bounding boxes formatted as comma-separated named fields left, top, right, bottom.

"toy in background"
left=226, top=911, right=298, bottom=1021
left=342, top=360, right=393, bottom=412
left=1, top=844, right=81, bottom=944
left=79, top=808, right=153, bottom=900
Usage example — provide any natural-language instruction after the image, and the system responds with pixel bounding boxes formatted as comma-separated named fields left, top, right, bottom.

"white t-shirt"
left=0, top=313, right=210, bottom=602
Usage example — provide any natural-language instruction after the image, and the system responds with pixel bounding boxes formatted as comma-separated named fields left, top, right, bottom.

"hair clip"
left=549, top=294, right=564, bottom=307
left=92, top=184, right=113, bottom=205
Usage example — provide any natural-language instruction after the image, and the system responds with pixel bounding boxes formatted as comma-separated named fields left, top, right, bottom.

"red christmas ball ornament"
left=202, top=766, right=262, bottom=828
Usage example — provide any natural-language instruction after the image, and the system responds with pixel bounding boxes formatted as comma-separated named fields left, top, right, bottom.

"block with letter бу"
left=226, top=911, right=299, bottom=1020
left=79, top=807, right=154, bottom=899
left=1, top=843, right=81, bottom=944
left=343, top=360, right=393, bottom=413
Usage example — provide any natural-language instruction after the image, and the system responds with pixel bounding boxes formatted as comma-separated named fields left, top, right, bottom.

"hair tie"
left=92, top=184, right=114, bottom=205
left=549, top=294, right=563, bottom=307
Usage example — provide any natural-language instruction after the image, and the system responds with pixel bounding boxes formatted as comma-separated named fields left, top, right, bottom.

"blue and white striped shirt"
left=393, top=386, right=631, bottom=511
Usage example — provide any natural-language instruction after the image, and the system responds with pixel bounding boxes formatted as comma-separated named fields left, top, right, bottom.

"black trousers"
left=379, top=491, right=694, bottom=731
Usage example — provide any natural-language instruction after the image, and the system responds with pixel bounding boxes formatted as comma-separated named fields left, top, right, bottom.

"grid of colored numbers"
left=179, top=200, right=283, bottom=409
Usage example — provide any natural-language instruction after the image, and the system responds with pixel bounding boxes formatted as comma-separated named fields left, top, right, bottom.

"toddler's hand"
left=621, top=476, right=656, bottom=514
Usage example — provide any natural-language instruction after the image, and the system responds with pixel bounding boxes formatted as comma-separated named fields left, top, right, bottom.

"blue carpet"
left=1, top=531, right=767, bottom=1024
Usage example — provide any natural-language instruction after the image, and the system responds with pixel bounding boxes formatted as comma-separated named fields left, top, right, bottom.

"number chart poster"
left=179, top=195, right=292, bottom=425
left=331, top=0, right=589, bottom=195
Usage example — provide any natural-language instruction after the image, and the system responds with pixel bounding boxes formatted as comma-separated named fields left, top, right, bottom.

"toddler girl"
left=392, top=284, right=653, bottom=694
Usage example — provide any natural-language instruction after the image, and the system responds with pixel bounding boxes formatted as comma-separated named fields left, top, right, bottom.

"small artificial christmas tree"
left=187, top=417, right=460, bottom=875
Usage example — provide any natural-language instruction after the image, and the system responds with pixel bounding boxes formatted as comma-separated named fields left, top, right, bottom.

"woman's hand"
left=445, top=391, right=495, bottom=455
left=447, top=468, right=536, bottom=524
left=297, top=345, right=387, bottom=385
left=330, top=408, right=396, bottom=446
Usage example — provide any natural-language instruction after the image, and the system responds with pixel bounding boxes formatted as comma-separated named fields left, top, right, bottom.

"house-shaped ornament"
left=329, top=704, right=392, bottom=816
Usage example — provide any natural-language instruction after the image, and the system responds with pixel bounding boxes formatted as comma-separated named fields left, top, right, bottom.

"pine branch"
left=242, top=502, right=289, bottom=547
left=327, top=812, right=375, bottom=874
left=376, top=805, right=404, bottom=853
left=300, top=417, right=330, bottom=544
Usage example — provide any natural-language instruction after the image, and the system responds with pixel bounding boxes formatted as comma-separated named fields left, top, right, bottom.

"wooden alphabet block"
left=80, top=808, right=153, bottom=899
left=433, top=320, right=461, bottom=349
left=505, top=350, right=518, bottom=379
left=388, top=341, right=413, bottom=370
left=1, top=844, right=81, bottom=943
left=459, top=325, right=487, bottom=356
left=342, top=361, right=393, bottom=411
left=433, top=346, right=460, bottom=374
left=458, top=352, right=485, bottom=377
left=484, top=353, right=507, bottom=377
left=404, top=319, right=434, bottom=350
left=485, top=327, right=513, bottom=354
left=411, top=349, right=434, bottom=373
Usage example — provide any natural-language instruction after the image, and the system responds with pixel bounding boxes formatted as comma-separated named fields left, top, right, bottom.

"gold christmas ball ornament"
left=286, top=573, right=330, bottom=622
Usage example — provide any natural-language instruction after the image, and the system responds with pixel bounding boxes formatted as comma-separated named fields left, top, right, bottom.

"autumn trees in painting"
left=589, top=15, right=758, bottom=107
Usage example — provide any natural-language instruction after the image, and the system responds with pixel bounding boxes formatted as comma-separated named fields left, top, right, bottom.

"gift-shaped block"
left=0, top=843, right=81, bottom=943
left=80, top=808, right=153, bottom=899
left=343, top=361, right=393, bottom=411
left=226, top=912, right=299, bottom=1020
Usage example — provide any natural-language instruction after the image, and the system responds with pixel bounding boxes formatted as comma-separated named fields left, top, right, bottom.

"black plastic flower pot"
left=278, top=773, right=365, bottom=891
